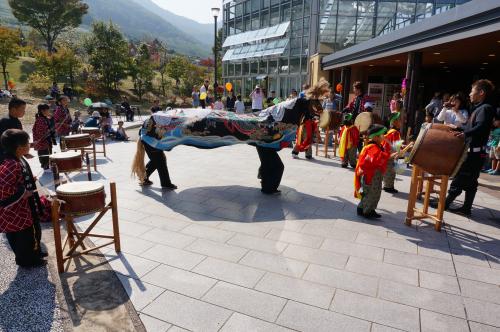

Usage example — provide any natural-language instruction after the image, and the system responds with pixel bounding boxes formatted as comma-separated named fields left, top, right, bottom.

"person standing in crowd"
left=214, top=97, right=224, bottom=110
left=354, top=124, right=393, bottom=219
left=71, top=110, right=81, bottom=134
left=121, top=96, right=134, bottom=122
left=289, top=89, right=298, bottom=99
left=250, top=85, right=264, bottom=112
left=200, top=79, right=210, bottom=109
left=338, top=113, right=359, bottom=168
left=32, top=104, right=54, bottom=170
left=323, top=90, right=341, bottom=111
left=62, top=84, right=73, bottom=100
left=382, top=112, right=402, bottom=194
left=0, top=98, right=27, bottom=162
left=192, top=87, right=200, bottom=108
left=485, top=115, right=500, bottom=175
left=266, top=90, right=279, bottom=108
left=0, top=129, right=47, bottom=268
left=226, top=91, right=236, bottom=112
left=346, top=81, right=370, bottom=119
left=53, top=95, right=72, bottom=137
left=436, top=93, right=469, bottom=128
left=235, top=95, right=245, bottom=114
left=444, top=79, right=495, bottom=216
left=50, top=82, right=60, bottom=99
left=299, top=84, right=310, bottom=99
left=425, top=92, right=443, bottom=120
left=390, top=92, right=402, bottom=113
left=151, top=99, right=162, bottom=114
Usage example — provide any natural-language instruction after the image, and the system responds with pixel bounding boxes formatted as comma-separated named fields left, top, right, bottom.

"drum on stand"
left=64, top=133, right=92, bottom=149
left=56, top=182, right=106, bottom=216
left=354, top=112, right=383, bottom=133
left=49, top=151, right=82, bottom=173
left=81, top=127, right=102, bottom=139
left=319, top=110, right=343, bottom=130
left=408, top=123, right=467, bottom=176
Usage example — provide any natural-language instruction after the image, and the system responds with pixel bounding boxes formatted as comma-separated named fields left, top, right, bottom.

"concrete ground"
left=11, top=135, right=500, bottom=331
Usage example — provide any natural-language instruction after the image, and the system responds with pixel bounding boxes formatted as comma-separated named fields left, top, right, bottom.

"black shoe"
left=383, top=187, right=399, bottom=194
left=141, top=179, right=153, bottom=186
left=306, top=156, right=314, bottom=160
left=20, top=259, right=47, bottom=268
left=449, top=206, right=471, bottom=217
left=261, top=189, right=281, bottom=195
left=40, top=251, right=48, bottom=258
left=356, top=207, right=364, bottom=216
left=162, top=183, right=178, bottom=190
left=341, top=164, right=348, bottom=168
left=368, top=211, right=382, bottom=218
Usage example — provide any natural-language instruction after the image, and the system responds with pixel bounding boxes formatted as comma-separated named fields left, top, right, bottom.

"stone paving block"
left=255, top=272, right=335, bottom=309
left=282, top=244, right=348, bottom=269
left=142, top=264, right=217, bottom=299
left=218, top=221, right=271, bottom=237
left=139, top=228, right=197, bottom=249
left=419, top=270, right=460, bottom=295
left=455, top=261, right=500, bottom=285
left=378, top=279, right=466, bottom=318
left=331, top=289, right=419, bottom=332
left=276, top=300, right=371, bottom=332
left=239, top=250, right=308, bottom=278
left=303, top=264, right=378, bottom=297
left=142, top=290, right=232, bottom=332
left=227, top=233, right=288, bottom=254
left=180, top=224, right=234, bottom=243
left=193, top=257, right=265, bottom=288
left=469, top=322, right=500, bottom=332
left=220, top=313, right=292, bottom=332
left=116, top=274, right=165, bottom=311
left=384, top=249, right=456, bottom=276
left=135, top=215, right=191, bottom=232
left=334, top=219, right=389, bottom=238
left=167, top=326, right=190, bottom=332
left=321, top=238, right=384, bottom=261
left=140, top=314, right=172, bottom=332
left=256, top=220, right=306, bottom=232
left=459, top=278, right=500, bottom=305
left=345, top=256, right=418, bottom=286
left=371, top=324, right=405, bottom=332
left=140, top=244, right=206, bottom=270
left=105, top=252, right=160, bottom=279
left=118, top=208, right=152, bottom=223
left=356, top=232, right=418, bottom=254
left=420, top=310, right=469, bottom=332
left=185, top=239, right=248, bottom=263
left=464, top=297, right=500, bottom=327
left=202, top=281, right=287, bottom=322
left=451, top=248, right=491, bottom=267
left=107, top=233, right=156, bottom=256
left=417, top=242, right=452, bottom=260
left=266, top=228, right=324, bottom=248
left=301, top=223, right=358, bottom=242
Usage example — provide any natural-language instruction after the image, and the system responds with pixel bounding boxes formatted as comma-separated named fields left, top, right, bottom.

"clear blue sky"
left=152, top=0, right=224, bottom=24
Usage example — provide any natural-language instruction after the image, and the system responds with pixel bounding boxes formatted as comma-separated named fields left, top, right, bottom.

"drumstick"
left=399, top=141, right=414, bottom=155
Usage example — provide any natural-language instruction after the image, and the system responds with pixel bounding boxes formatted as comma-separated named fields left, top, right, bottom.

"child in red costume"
left=354, top=124, right=393, bottom=218
left=382, top=112, right=402, bottom=193
left=32, top=104, right=55, bottom=170
left=338, top=113, right=359, bottom=168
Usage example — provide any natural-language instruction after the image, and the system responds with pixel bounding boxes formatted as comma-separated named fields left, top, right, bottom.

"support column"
left=403, top=51, right=422, bottom=139
left=340, top=66, right=351, bottom=110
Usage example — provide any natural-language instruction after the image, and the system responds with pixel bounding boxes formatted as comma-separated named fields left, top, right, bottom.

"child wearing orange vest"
left=338, top=113, right=360, bottom=168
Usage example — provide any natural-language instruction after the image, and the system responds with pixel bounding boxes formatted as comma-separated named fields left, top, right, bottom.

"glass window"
left=228, top=64, right=235, bottom=76
left=251, top=62, right=258, bottom=74
left=245, top=1, right=252, bottom=15
left=259, top=60, right=267, bottom=74
left=269, top=60, right=278, bottom=75
left=252, top=13, right=260, bottom=29
left=243, top=62, right=250, bottom=75
left=281, top=2, right=291, bottom=22
left=263, top=0, right=271, bottom=9
left=301, top=56, right=308, bottom=73
left=270, top=5, right=280, bottom=25
left=338, top=0, right=357, bottom=16
left=251, top=0, right=260, bottom=12
left=289, top=57, right=300, bottom=74
left=279, top=58, right=289, bottom=74
left=235, top=3, right=243, bottom=17
left=261, top=9, right=269, bottom=27
left=235, top=63, right=242, bottom=76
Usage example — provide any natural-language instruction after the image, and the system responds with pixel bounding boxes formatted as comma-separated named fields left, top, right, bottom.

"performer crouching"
left=382, top=112, right=402, bottom=193
left=132, top=118, right=177, bottom=190
left=256, top=146, right=284, bottom=195
left=354, top=124, right=392, bottom=219
left=338, top=113, right=359, bottom=168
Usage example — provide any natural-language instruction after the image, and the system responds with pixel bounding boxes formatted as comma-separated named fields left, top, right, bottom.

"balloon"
left=273, top=98, right=280, bottom=105
left=200, top=92, right=207, bottom=100
left=84, top=98, right=93, bottom=107
left=335, top=83, right=343, bottom=93
left=225, top=82, right=233, bottom=91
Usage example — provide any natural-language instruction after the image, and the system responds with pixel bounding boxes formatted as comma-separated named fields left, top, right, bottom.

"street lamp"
left=211, top=7, right=220, bottom=96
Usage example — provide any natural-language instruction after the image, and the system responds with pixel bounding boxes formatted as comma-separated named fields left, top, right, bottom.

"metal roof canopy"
left=322, top=0, right=500, bottom=70
left=222, top=21, right=290, bottom=48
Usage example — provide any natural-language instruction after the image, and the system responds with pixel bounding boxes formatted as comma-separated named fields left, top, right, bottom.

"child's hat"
left=343, top=113, right=353, bottom=122
left=364, top=101, right=374, bottom=109
left=91, top=111, right=101, bottom=118
left=367, top=124, right=387, bottom=138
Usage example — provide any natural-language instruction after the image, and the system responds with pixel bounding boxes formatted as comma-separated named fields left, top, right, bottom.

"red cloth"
left=54, top=106, right=72, bottom=136
left=32, top=116, right=51, bottom=151
left=382, top=128, right=401, bottom=152
left=338, top=125, right=360, bottom=158
left=0, top=159, right=33, bottom=233
left=354, top=142, right=390, bottom=198
left=295, top=119, right=317, bottom=152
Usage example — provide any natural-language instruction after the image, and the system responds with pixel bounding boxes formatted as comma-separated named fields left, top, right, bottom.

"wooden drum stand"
left=61, top=134, right=98, bottom=172
left=81, top=127, right=107, bottom=158
left=405, top=166, right=449, bottom=232
left=316, top=128, right=338, bottom=158
left=51, top=182, right=121, bottom=273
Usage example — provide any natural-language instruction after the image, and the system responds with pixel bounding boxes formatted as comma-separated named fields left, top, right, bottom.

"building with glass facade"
left=221, top=0, right=470, bottom=99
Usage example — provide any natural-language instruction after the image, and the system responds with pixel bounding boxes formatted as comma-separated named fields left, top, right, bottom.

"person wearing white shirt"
left=235, top=95, right=245, bottom=114
left=436, top=94, right=468, bottom=128
left=214, top=98, right=224, bottom=110
left=250, top=85, right=264, bottom=112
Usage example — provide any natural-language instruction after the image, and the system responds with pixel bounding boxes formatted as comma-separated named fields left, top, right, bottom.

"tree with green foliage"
left=0, top=26, right=21, bottom=89
left=84, top=21, right=129, bottom=92
left=130, top=44, right=154, bottom=101
left=165, top=56, right=190, bottom=88
left=180, top=62, right=205, bottom=97
left=34, top=47, right=81, bottom=85
left=8, top=0, right=88, bottom=54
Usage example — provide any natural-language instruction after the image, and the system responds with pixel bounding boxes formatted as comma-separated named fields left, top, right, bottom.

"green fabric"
left=389, top=112, right=401, bottom=126
left=368, top=127, right=387, bottom=139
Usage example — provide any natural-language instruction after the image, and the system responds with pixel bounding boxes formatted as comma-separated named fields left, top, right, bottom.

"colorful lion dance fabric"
left=140, top=101, right=299, bottom=151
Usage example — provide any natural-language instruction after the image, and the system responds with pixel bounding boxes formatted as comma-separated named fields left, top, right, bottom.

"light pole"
left=211, top=7, right=220, bottom=97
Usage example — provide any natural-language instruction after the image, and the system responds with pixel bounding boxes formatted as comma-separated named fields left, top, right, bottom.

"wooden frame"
left=316, top=128, right=338, bottom=158
left=51, top=182, right=121, bottom=273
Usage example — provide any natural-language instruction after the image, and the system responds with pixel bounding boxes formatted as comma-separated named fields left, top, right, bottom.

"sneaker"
left=140, top=179, right=153, bottom=186
left=306, top=156, right=314, bottom=160
left=488, top=170, right=500, bottom=176
left=367, top=211, right=382, bottom=218
left=383, top=187, right=399, bottom=194
left=162, top=183, right=178, bottom=190
left=482, top=169, right=493, bottom=173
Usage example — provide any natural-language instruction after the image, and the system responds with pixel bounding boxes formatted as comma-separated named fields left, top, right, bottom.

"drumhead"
left=66, top=134, right=90, bottom=139
left=50, top=151, right=81, bottom=160
left=319, top=111, right=330, bottom=129
left=354, top=112, right=372, bottom=132
left=57, top=182, right=104, bottom=195
left=408, top=123, right=429, bottom=163
left=81, top=127, right=100, bottom=131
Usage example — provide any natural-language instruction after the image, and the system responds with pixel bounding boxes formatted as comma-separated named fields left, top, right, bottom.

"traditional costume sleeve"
left=350, top=126, right=360, bottom=146
left=32, top=117, right=50, bottom=151
left=338, top=126, right=347, bottom=158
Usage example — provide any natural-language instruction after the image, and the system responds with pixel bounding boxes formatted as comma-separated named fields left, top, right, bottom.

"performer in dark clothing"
left=445, top=79, right=495, bottom=216
left=0, top=98, right=26, bottom=162
left=256, top=146, right=284, bottom=195
left=138, top=117, right=177, bottom=190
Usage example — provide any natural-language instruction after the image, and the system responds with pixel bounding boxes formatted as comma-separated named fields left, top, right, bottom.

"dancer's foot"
left=162, top=183, right=178, bottom=190
left=141, top=179, right=153, bottom=186
left=261, top=189, right=281, bottom=195
left=383, top=187, right=399, bottom=194
left=448, top=206, right=471, bottom=217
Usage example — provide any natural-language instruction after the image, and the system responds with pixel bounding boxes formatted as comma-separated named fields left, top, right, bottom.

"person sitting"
left=115, top=121, right=129, bottom=141
left=100, top=109, right=114, bottom=136
left=85, top=111, right=101, bottom=128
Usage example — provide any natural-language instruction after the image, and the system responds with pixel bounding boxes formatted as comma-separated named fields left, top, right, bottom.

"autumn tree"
left=34, top=47, right=81, bottom=85
left=8, top=0, right=88, bottom=54
left=0, top=26, right=21, bottom=89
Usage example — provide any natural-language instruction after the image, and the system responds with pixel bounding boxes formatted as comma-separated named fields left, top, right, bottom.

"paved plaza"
left=24, top=138, right=500, bottom=331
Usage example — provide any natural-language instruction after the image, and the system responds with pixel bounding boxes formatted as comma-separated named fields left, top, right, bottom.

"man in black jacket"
left=445, top=79, right=495, bottom=216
